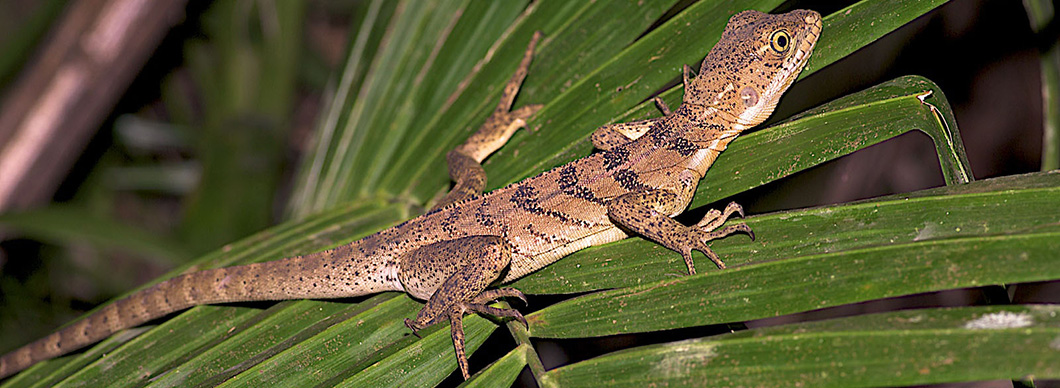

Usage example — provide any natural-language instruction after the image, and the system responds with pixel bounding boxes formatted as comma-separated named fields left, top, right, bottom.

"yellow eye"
left=770, top=30, right=791, bottom=53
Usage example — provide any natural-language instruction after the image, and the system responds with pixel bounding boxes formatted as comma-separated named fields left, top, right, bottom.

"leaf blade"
left=543, top=306, right=1060, bottom=387
left=526, top=173, right=1060, bottom=337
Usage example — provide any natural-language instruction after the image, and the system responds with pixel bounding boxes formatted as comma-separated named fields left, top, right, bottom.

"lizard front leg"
left=607, top=177, right=754, bottom=274
left=590, top=97, right=672, bottom=151
left=591, top=117, right=662, bottom=151
left=398, top=236, right=525, bottom=379
left=435, top=32, right=544, bottom=209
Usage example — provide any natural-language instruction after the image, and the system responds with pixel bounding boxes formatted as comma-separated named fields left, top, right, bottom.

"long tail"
left=0, top=240, right=393, bottom=378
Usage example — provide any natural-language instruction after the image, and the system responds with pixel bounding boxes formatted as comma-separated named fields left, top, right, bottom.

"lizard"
left=0, top=9, right=822, bottom=381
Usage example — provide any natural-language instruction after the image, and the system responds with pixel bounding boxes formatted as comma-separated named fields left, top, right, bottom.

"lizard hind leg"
left=434, top=32, right=544, bottom=210
left=398, top=235, right=524, bottom=379
left=416, top=287, right=528, bottom=380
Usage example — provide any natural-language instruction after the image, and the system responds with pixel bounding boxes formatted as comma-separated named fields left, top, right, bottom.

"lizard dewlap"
left=0, top=9, right=820, bottom=381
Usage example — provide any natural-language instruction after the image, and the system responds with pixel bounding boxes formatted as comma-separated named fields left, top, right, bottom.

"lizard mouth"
left=775, top=11, right=822, bottom=95
left=788, top=11, right=822, bottom=78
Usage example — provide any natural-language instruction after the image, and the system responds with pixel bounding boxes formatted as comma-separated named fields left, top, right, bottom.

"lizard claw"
left=725, top=223, right=754, bottom=241
left=680, top=249, right=698, bottom=275
left=726, top=201, right=746, bottom=219
left=514, top=310, right=529, bottom=329
left=507, top=289, right=529, bottom=307
left=404, top=318, right=423, bottom=338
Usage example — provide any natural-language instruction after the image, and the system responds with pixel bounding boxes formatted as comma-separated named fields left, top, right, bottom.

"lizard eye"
left=769, top=30, right=791, bottom=53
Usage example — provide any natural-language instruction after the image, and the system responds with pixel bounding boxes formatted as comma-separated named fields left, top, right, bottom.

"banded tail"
left=0, top=242, right=393, bottom=378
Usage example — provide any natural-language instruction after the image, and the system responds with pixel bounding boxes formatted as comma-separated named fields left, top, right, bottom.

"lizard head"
left=683, top=9, right=821, bottom=131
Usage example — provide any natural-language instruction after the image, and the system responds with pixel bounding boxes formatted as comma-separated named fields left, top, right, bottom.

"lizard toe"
left=502, top=288, right=529, bottom=306
left=470, top=288, right=527, bottom=306
left=514, top=310, right=529, bottom=329
left=726, top=202, right=746, bottom=219
left=404, top=318, right=423, bottom=338
left=698, top=245, right=726, bottom=269
left=729, top=223, right=754, bottom=240
left=506, top=288, right=528, bottom=306
left=680, top=247, right=697, bottom=275
left=466, top=303, right=527, bottom=327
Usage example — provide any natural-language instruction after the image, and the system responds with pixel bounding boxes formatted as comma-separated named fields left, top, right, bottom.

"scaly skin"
left=0, top=10, right=821, bottom=380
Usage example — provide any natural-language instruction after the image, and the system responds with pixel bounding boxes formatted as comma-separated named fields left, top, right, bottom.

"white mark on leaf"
left=963, top=311, right=1033, bottom=330
left=654, top=342, right=718, bottom=379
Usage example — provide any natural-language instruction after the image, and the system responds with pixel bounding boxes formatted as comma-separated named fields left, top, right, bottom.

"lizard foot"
left=404, top=288, right=528, bottom=380
left=681, top=202, right=754, bottom=274
left=469, top=288, right=528, bottom=328
left=403, top=304, right=478, bottom=379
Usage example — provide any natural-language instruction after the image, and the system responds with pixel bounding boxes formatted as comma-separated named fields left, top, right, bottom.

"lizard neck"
left=657, top=105, right=743, bottom=178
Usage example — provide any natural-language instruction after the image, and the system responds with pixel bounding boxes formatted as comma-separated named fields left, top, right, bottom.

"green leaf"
left=53, top=306, right=261, bottom=388
left=515, top=171, right=1060, bottom=294
left=2, top=327, right=152, bottom=388
left=288, top=0, right=400, bottom=218
left=389, top=0, right=694, bottom=203
left=541, top=305, right=1060, bottom=387
left=330, top=0, right=473, bottom=201
left=293, top=0, right=534, bottom=214
left=333, top=315, right=494, bottom=388
left=212, top=295, right=417, bottom=388
left=460, top=345, right=529, bottom=388
left=526, top=172, right=1060, bottom=338
left=151, top=295, right=396, bottom=388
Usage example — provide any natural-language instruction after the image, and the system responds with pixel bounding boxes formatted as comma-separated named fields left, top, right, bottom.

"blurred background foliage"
left=0, top=0, right=347, bottom=352
left=0, top=0, right=1056, bottom=386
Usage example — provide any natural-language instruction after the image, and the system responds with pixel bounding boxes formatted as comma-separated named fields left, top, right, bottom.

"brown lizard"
left=0, top=9, right=821, bottom=380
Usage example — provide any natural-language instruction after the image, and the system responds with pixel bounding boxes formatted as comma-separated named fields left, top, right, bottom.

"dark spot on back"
left=603, top=148, right=629, bottom=170
left=667, top=136, right=698, bottom=156
left=613, top=169, right=650, bottom=192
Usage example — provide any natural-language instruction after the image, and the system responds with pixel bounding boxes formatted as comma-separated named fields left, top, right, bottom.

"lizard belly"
left=503, top=225, right=628, bottom=282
